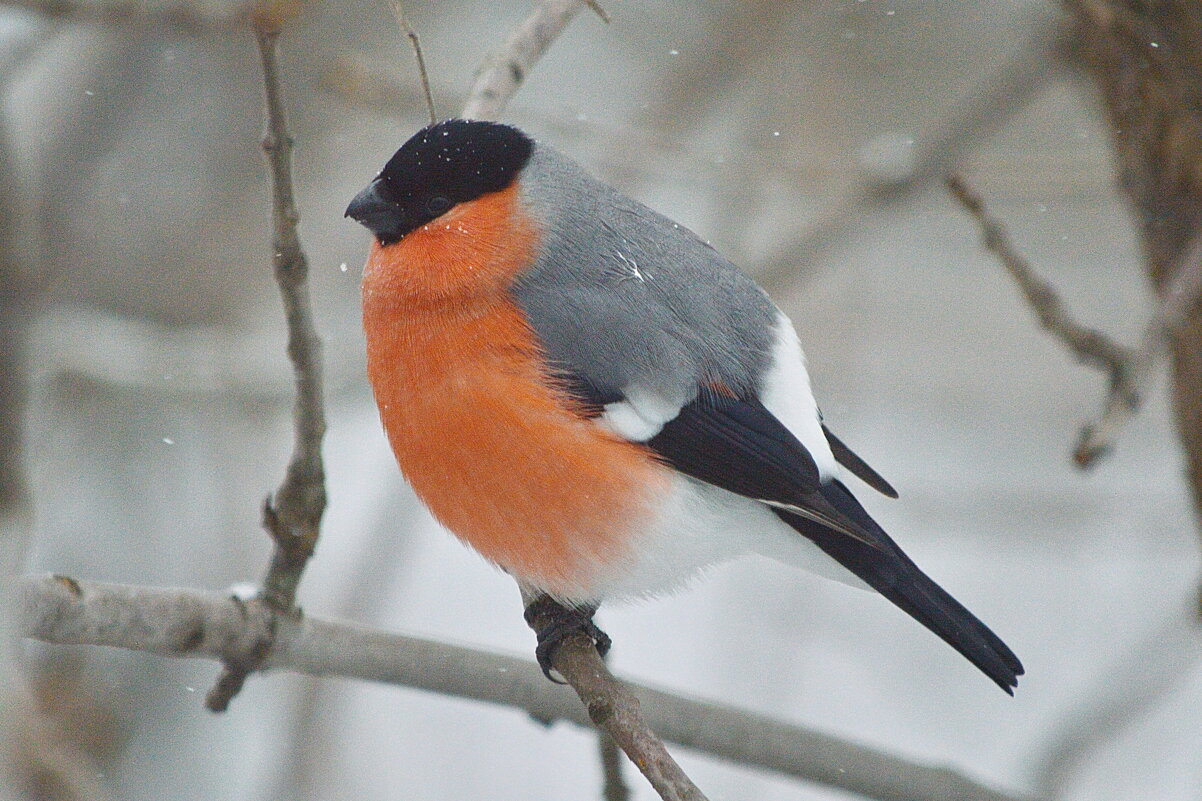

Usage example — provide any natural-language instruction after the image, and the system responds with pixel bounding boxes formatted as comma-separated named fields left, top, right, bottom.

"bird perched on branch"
left=346, top=119, right=1023, bottom=693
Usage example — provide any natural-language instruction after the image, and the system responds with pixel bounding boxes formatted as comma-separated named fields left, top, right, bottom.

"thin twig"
left=390, top=0, right=437, bottom=125
left=1075, top=231, right=1202, bottom=465
left=461, top=0, right=603, bottom=121
left=206, top=18, right=327, bottom=713
left=947, top=174, right=1132, bottom=374
left=946, top=173, right=1158, bottom=466
left=19, top=575, right=1037, bottom=801
left=950, top=174, right=1202, bottom=465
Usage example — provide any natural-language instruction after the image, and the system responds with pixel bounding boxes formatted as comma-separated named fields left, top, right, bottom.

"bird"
left=346, top=118, right=1023, bottom=694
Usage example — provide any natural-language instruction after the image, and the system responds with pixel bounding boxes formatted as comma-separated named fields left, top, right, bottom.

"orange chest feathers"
left=360, top=185, right=668, bottom=599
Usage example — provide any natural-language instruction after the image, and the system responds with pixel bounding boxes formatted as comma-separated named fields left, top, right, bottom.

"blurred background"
left=3, top=0, right=1199, bottom=799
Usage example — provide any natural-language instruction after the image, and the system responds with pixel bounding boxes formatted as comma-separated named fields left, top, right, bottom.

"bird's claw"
left=524, top=595, right=611, bottom=682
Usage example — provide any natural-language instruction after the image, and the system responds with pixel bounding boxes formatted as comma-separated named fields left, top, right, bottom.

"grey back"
left=513, top=144, right=778, bottom=405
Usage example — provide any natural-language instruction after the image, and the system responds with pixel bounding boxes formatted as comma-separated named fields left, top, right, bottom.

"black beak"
left=346, top=178, right=388, bottom=222
left=346, top=178, right=406, bottom=244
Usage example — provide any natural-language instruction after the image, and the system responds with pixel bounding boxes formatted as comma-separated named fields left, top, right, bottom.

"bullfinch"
left=346, top=119, right=1023, bottom=693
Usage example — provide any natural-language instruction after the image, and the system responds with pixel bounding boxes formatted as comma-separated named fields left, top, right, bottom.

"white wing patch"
left=758, top=311, right=838, bottom=479
left=599, top=387, right=682, bottom=442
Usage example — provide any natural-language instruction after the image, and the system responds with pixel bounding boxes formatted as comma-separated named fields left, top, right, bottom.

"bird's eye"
left=426, top=196, right=452, bottom=215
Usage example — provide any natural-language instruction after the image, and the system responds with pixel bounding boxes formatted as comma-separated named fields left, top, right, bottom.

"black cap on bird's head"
left=345, top=119, right=534, bottom=245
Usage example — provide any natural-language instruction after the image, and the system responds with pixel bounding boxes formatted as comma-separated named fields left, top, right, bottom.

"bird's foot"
left=523, top=595, right=611, bottom=683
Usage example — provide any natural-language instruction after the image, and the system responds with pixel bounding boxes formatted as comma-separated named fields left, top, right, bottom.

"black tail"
left=774, top=480, right=1024, bottom=694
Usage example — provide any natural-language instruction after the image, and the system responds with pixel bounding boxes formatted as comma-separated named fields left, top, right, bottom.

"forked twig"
left=206, top=17, right=328, bottom=712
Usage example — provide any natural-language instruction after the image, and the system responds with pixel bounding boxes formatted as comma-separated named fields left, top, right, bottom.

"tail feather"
left=774, top=480, right=1023, bottom=693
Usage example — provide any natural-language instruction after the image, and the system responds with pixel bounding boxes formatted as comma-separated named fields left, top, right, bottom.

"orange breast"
left=361, top=184, right=669, bottom=600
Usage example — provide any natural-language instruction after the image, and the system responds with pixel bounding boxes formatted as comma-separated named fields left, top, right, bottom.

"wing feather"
left=645, top=395, right=887, bottom=552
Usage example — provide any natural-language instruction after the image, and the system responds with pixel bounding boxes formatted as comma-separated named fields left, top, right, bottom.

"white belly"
left=584, top=474, right=867, bottom=602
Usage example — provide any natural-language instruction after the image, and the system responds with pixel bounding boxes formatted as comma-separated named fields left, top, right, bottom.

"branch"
left=1075, top=231, right=1202, bottom=465
left=389, top=0, right=436, bottom=124
left=461, top=0, right=606, bottom=121
left=946, top=174, right=1157, bottom=467
left=207, top=18, right=328, bottom=713
left=19, top=575, right=1037, bottom=801
left=522, top=599, right=706, bottom=801
left=947, top=175, right=1132, bottom=374
left=0, top=0, right=251, bottom=27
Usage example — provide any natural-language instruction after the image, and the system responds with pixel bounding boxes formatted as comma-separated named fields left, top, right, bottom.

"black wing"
left=822, top=424, right=898, bottom=498
left=646, top=395, right=888, bottom=552
left=641, top=394, right=1023, bottom=693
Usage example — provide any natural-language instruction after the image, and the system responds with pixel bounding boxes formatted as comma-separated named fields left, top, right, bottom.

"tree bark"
left=1069, top=0, right=1202, bottom=542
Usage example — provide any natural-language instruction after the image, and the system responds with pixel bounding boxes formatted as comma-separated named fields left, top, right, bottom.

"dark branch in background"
left=946, top=175, right=1131, bottom=375
left=461, top=0, right=607, bottom=120
left=19, top=575, right=1038, bottom=801
left=946, top=174, right=1137, bottom=463
left=206, top=13, right=328, bottom=713
left=599, top=731, right=630, bottom=801
left=1059, top=0, right=1202, bottom=542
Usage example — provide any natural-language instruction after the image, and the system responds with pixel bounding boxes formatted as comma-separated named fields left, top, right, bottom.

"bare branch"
left=947, top=174, right=1132, bottom=374
left=951, top=172, right=1202, bottom=465
left=1075, top=232, right=1202, bottom=465
left=946, top=173, right=1157, bottom=465
left=390, top=0, right=437, bottom=124
left=461, top=0, right=602, bottom=121
left=19, top=575, right=1036, bottom=801
left=207, top=18, right=328, bottom=713
left=0, top=0, right=248, bottom=27
left=521, top=596, right=706, bottom=801
left=756, top=13, right=1071, bottom=289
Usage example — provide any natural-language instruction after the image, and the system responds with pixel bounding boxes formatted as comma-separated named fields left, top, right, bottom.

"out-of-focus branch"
left=461, top=0, right=606, bottom=121
left=1033, top=602, right=1202, bottom=794
left=947, top=175, right=1131, bottom=376
left=206, top=16, right=328, bottom=713
left=0, top=0, right=250, bottom=27
left=19, top=575, right=1037, bottom=801
left=599, top=731, right=630, bottom=801
left=946, top=173, right=1160, bottom=467
left=758, top=13, right=1071, bottom=290
left=1075, top=232, right=1202, bottom=464
left=1063, top=0, right=1202, bottom=547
